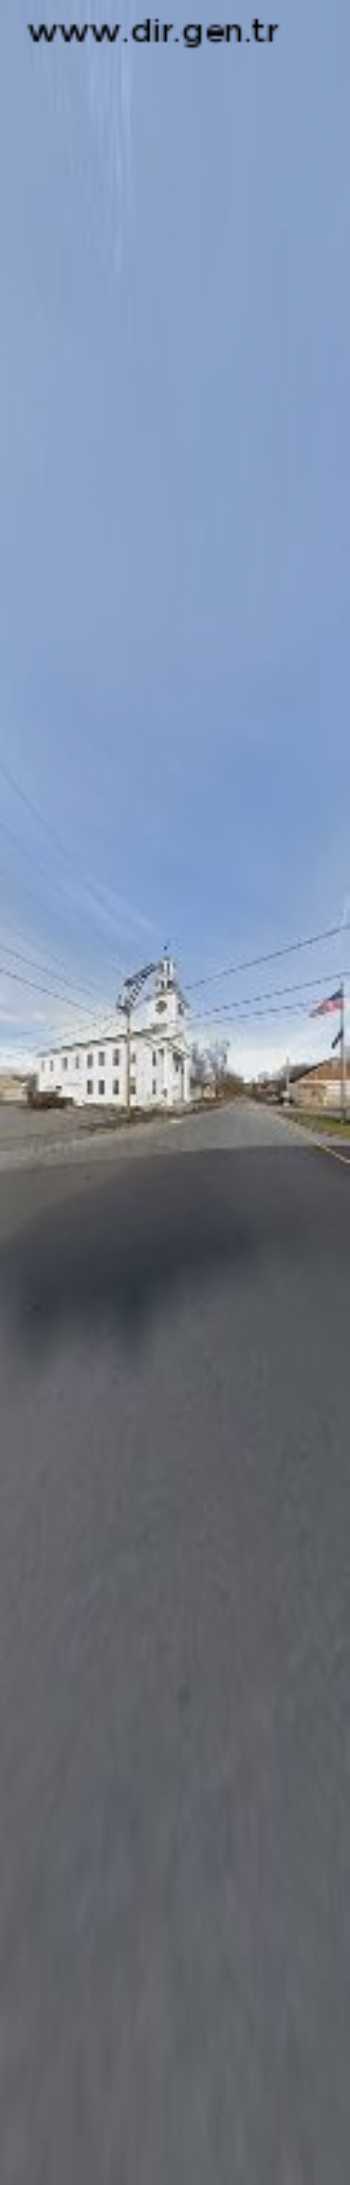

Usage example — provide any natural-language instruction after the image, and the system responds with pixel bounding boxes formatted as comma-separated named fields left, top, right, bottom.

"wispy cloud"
left=0, top=1006, right=32, bottom=1028
left=88, top=881, right=157, bottom=940
left=85, top=14, right=133, bottom=275
left=48, top=13, right=134, bottom=280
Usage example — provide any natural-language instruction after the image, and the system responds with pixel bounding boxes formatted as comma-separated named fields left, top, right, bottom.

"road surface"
left=1, top=1100, right=349, bottom=2184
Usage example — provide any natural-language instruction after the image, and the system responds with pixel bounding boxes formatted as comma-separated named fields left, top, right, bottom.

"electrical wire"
left=187, top=921, right=350, bottom=993
left=189, top=971, right=346, bottom=1025
left=0, top=754, right=145, bottom=963
left=0, top=826, right=121, bottom=974
left=0, top=963, right=106, bottom=1016
left=0, top=939, right=113, bottom=1008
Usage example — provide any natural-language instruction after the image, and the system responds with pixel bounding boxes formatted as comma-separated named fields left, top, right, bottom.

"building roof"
left=40, top=1035, right=124, bottom=1056
left=297, top=1057, right=350, bottom=1083
left=39, top=1026, right=187, bottom=1058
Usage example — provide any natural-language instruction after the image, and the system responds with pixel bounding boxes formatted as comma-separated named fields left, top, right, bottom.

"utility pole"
left=125, top=993, right=131, bottom=1120
left=116, top=961, right=159, bottom=1119
left=331, top=983, right=347, bottom=1121
left=285, top=1054, right=290, bottom=1105
left=340, top=980, right=347, bottom=1122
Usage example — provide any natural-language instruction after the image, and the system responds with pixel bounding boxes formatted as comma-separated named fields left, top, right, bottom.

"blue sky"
left=0, top=0, right=349, bottom=1075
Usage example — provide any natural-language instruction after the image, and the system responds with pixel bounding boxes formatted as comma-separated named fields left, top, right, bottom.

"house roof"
left=297, top=1057, right=350, bottom=1083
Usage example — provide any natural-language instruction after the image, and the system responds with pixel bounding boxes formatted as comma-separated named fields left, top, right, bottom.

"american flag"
left=310, top=987, right=343, bottom=1018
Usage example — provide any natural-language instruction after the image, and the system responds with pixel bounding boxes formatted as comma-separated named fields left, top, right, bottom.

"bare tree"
left=190, top=1043, right=211, bottom=1090
left=191, top=1040, right=245, bottom=1099
left=205, top=1042, right=229, bottom=1092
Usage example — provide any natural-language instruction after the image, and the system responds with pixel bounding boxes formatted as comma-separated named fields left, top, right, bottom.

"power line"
left=0, top=840, right=95, bottom=964
left=0, top=962, right=106, bottom=1016
left=0, top=811, right=75, bottom=904
left=0, top=755, right=104, bottom=913
left=0, top=753, right=142, bottom=964
left=0, top=754, right=67, bottom=852
left=0, top=848, right=125, bottom=998
left=189, top=1001, right=322, bottom=1032
left=189, top=995, right=349, bottom=1034
left=0, top=810, right=128, bottom=999
left=0, top=819, right=111, bottom=966
left=0, top=937, right=112, bottom=1009
left=189, top=970, right=346, bottom=1025
left=187, top=921, right=350, bottom=994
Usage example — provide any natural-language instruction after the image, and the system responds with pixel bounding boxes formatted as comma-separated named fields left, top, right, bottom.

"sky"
left=0, top=0, right=349, bottom=1077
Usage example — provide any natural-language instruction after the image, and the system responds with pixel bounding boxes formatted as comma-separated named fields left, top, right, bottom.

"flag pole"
left=340, top=980, right=346, bottom=1122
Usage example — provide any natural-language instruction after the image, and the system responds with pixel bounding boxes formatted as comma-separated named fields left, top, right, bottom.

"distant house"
left=290, top=1058, right=350, bottom=1111
left=0, top=1074, right=27, bottom=1104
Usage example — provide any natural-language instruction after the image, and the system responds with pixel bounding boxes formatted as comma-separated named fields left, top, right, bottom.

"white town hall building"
left=37, top=955, right=191, bottom=1111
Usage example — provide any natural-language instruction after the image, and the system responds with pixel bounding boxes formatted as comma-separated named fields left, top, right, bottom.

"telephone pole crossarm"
left=116, top=960, right=160, bottom=1119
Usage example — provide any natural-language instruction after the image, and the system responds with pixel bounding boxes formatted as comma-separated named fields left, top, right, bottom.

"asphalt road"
left=1, top=1100, right=349, bottom=2184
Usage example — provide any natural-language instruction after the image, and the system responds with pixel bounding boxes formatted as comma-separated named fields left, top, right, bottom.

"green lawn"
left=291, top=1109, right=350, bottom=1139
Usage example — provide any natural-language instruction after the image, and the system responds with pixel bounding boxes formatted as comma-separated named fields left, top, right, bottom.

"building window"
left=98, top=1050, right=105, bottom=1067
left=130, top=1081, right=136, bottom=1098
left=98, top=1079, right=105, bottom=1096
left=87, top=1051, right=93, bottom=1068
left=131, top=1052, right=136, bottom=1067
left=87, top=1080, right=93, bottom=1096
left=152, top=1050, right=157, bottom=1066
left=75, top=1055, right=80, bottom=1069
left=113, top=1078, right=119, bottom=1095
left=41, top=1059, right=45, bottom=1072
left=113, top=1047, right=119, bottom=1065
left=50, top=1060, right=54, bottom=1073
left=152, top=1079, right=157, bottom=1095
left=63, top=1057, right=68, bottom=1071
